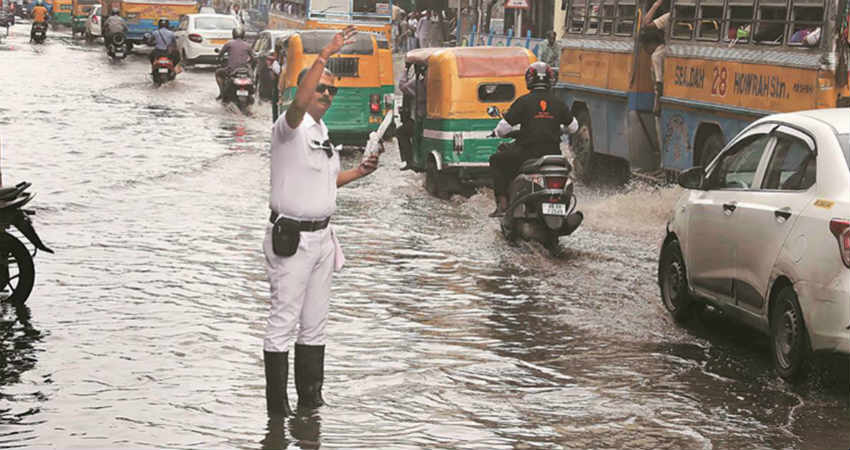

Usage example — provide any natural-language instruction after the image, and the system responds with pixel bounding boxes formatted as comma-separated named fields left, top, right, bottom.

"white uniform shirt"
left=270, top=112, right=341, bottom=220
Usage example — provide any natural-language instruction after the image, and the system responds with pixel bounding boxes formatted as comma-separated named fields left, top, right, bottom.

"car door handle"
left=774, top=208, right=792, bottom=222
left=722, top=202, right=737, bottom=215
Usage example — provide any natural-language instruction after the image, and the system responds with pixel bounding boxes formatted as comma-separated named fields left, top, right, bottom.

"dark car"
left=251, top=29, right=295, bottom=101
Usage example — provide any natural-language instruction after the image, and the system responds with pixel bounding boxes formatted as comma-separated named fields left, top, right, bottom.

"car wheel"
left=659, top=239, right=694, bottom=322
left=770, top=286, right=810, bottom=381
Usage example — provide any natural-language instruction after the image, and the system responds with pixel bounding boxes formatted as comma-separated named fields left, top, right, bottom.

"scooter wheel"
left=0, top=233, right=35, bottom=304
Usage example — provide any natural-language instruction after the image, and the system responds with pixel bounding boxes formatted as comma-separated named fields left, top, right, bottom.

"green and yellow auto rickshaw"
left=401, top=46, right=536, bottom=198
left=52, top=0, right=73, bottom=26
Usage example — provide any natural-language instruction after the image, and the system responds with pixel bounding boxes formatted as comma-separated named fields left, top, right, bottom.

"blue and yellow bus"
left=101, top=0, right=198, bottom=46
left=554, top=0, right=850, bottom=181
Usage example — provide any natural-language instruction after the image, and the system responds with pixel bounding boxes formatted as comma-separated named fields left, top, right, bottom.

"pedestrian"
left=397, top=12, right=409, bottom=53
left=539, top=30, right=560, bottom=68
left=407, top=12, right=418, bottom=50
left=263, top=25, right=381, bottom=417
left=416, top=10, right=429, bottom=48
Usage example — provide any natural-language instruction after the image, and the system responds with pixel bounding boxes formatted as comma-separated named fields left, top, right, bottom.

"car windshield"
left=195, top=17, right=236, bottom=30
left=840, top=133, right=850, bottom=171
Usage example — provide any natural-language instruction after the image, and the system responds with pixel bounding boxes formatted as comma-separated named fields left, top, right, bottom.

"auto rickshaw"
left=71, top=0, right=98, bottom=37
left=401, top=46, right=536, bottom=198
left=276, top=29, right=395, bottom=147
left=51, top=0, right=72, bottom=26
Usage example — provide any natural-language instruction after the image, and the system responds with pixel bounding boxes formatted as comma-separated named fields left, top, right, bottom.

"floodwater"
left=0, top=22, right=847, bottom=449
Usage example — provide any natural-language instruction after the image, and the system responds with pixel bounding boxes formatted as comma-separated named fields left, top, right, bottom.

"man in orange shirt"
left=30, top=0, right=48, bottom=42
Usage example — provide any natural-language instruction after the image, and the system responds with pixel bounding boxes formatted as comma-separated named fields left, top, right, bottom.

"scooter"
left=145, top=32, right=177, bottom=86
left=105, top=31, right=128, bottom=60
left=215, top=48, right=255, bottom=115
left=31, top=22, right=47, bottom=44
left=151, top=54, right=176, bottom=86
left=0, top=182, right=53, bottom=304
left=487, top=106, right=583, bottom=253
left=223, top=65, right=255, bottom=114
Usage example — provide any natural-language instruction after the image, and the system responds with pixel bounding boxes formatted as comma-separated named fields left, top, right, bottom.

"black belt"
left=269, top=211, right=330, bottom=232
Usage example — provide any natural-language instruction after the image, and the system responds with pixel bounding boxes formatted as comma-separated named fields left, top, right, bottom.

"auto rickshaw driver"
left=489, top=61, right=579, bottom=217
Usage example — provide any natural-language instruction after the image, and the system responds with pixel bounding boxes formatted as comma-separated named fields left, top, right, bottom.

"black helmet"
left=525, top=61, right=555, bottom=90
left=157, top=17, right=169, bottom=28
left=232, top=27, right=244, bottom=39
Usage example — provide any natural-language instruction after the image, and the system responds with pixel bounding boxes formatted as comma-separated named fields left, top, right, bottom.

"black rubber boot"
left=294, top=344, right=325, bottom=410
left=264, top=351, right=293, bottom=417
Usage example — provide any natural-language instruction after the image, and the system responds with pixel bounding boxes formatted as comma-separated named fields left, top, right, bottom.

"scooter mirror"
left=487, top=106, right=500, bottom=118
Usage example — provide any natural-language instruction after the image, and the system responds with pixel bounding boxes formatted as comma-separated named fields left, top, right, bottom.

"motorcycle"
left=487, top=106, right=584, bottom=254
left=31, top=22, right=47, bottom=44
left=105, top=31, right=128, bottom=60
left=0, top=182, right=53, bottom=304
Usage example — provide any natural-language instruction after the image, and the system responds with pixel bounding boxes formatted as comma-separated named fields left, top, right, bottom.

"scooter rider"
left=215, top=27, right=255, bottom=100
left=29, top=0, right=48, bottom=42
left=102, top=7, right=127, bottom=54
left=488, top=61, right=579, bottom=217
left=148, top=18, right=180, bottom=69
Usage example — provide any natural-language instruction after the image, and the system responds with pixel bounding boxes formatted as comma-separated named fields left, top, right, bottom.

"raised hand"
left=323, top=25, right=357, bottom=57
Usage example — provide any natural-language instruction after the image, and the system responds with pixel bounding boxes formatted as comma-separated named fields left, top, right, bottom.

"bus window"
left=671, top=1, right=696, bottom=40
left=789, top=0, right=824, bottom=47
left=696, top=0, right=723, bottom=41
left=567, top=0, right=587, bottom=34
left=754, top=0, right=787, bottom=45
left=586, top=1, right=614, bottom=35
left=614, top=0, right=636, bottom=36
left=725, top=1, right=754, bottom=43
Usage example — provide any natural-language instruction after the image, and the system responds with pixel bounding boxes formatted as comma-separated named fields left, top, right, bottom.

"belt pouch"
left=272, top=217, right=301, bottom=257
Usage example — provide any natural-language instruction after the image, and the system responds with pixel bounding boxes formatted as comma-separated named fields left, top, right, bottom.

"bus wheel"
left=698, top=132, right=724, bottom=167
left=571, top=109, right=595, bottom=184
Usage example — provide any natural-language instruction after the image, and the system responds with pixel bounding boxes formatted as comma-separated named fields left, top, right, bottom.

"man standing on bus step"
left=539, top=31, right=560, bottom=69
left=641, top=0, right=670, bottom=115
left=263, top=25, right=381, bottom=417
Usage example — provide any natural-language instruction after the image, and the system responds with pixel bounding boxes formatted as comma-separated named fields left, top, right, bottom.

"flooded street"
left=1, top=23, right=848, bottom=449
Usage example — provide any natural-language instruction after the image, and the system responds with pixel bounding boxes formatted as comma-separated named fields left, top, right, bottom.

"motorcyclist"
left=29, top=0, right=48, bottom=42
left=148, top=18, right=180, bottom=70
left=215, top=27, right=255, bottom=100
left=488, top=61, right=579, bottom=217
left=102, top=7, right=127, bottom=55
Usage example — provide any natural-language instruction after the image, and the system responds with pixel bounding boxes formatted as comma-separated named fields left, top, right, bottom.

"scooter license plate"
left=237, top=89, right=249, bottom=96
left=115, top=52, right=123, bottom=57
left=542, top=203, right=567, bottom=216
left=158, top=68, right=169, bottom=73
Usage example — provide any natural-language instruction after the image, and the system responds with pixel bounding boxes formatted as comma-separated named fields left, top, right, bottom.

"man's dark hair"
left=297, top=67, right=335, bottom=86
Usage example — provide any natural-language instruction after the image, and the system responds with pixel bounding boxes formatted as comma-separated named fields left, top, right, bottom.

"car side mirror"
left=487, top=106, right=500, bottom=118
left=678, top=166, right=706, bottom=190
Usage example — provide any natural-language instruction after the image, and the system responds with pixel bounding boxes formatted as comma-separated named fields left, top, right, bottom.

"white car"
left=659, top=108, right=850, bottom=380
left=84, top=4, right=101, bottom=40
left=175, top=13, right=239, bottom=66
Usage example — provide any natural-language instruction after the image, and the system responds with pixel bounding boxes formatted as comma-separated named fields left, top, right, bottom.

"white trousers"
left=263, top=225, right=336, bottom=352
left=651, top=44, right=666, bottom=83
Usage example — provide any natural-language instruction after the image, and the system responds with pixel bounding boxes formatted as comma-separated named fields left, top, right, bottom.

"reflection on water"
left=0, top=22, right=846, bottom=450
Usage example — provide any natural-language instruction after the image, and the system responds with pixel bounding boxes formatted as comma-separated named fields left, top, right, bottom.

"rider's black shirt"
left=503, top=90, right=573, bottom=157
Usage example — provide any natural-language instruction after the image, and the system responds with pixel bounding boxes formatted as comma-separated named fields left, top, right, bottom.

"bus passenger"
left=641, top=0, right=670, bottom=114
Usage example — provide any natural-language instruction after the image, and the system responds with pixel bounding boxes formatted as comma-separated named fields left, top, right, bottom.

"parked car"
left=251, top=29, right=294, bottom=101
left=659, top=108, right=850, bottom=381
left=174, top=13, right=239, bottom=66
left=84, top=3, right=100, bottom=40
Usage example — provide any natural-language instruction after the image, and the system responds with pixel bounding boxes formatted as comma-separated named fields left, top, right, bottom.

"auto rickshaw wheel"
left=0, top=233, right=35, bottom=305
left=425, top=157, right=450, bottom=200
